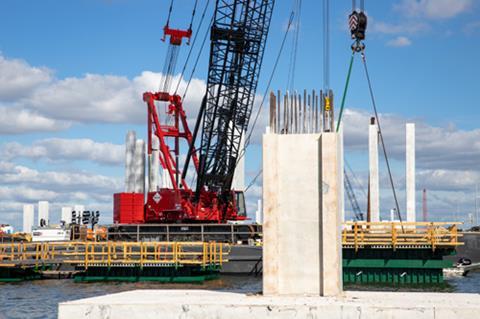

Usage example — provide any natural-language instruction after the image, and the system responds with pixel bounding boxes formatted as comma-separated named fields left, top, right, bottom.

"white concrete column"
left=38, top=201, right=49, bottom=226
left=23, top=204, right=34, bottom=233
left=338, top=122, right=345, bottom=222
left=263, top=132, right=341, bottom=296
left=406, top=123, right=416, bottom=223
left=319, top=133, right=342, bottom=296
left=368, top=117, right=380, bottom=222
left=73, top=205, right=85, bottom=223
left=61, top=207, right=72, bottom=224
left=255, top=199, right=263, bottom=224
left=232, top=131, right=246, bottom=191
left=133, top=139, right=146, bottom=194
left=149, top=135, right=160, bottom=192
left=125, top=131, right=136, bottom=192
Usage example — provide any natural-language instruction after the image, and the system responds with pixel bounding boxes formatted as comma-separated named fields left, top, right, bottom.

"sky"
left=0, top=0, right=479, bottom=230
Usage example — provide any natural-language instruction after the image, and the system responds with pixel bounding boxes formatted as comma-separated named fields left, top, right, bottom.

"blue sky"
left=1, top=0, right=480, bottom=229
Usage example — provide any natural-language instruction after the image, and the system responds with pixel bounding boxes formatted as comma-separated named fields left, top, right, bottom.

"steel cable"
left=361, top=51, right=404, bottom=225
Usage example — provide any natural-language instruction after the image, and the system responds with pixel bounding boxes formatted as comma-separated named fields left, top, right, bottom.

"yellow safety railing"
left=342, top=222, right=463, bottom=251
left=0, top=241, right=228, bottom=269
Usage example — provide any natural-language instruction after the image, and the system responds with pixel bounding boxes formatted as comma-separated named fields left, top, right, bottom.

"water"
left=0, top=273, right=478, bottom=319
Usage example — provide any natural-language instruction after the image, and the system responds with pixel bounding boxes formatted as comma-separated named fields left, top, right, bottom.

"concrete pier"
left=38, top=201, right=49, bottom=226
left=58, top=290, right=480, bottom=319
left=22, top=204, right=34, bottom=233
left=61, top=206, right=72, bottom=224
left=368, top=117, right=380, bottom=222
left=406, top=123, right=416, bottom=222
left=263, top=132, right=341, bottom=296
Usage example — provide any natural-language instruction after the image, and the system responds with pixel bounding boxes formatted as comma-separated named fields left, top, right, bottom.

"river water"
left=0, top=273, right=479, bottom=319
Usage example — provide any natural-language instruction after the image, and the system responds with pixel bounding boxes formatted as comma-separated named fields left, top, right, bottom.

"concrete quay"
left=58, top=289, right=480, bottom=319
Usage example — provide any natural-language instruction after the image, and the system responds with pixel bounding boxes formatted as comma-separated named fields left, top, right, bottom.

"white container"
left=31, top=226, right=70, bottom=242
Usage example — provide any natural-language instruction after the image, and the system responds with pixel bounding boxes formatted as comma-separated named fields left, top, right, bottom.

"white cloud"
left=0, top=161, right=121, bottom=193
left=387, top=36, right=412, bottom=47
left=23, top=71, right=206, bottom=125
left=370, top=20, right=429, bottom=35
left=0, top=55, right=52, bottom=100
left=396, top=0, right=473, bottom=20
left=1, top=138, right=124, bottom=165
left=0, top=106, right=70, bottom=134
left=0, top=54, right=207, bottom=133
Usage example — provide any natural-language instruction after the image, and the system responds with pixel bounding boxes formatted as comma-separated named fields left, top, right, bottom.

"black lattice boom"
left=196, top=0, right=274, bottom=194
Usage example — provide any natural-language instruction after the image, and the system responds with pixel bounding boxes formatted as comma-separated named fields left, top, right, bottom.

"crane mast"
left=196, top=0, right=274, bottom=196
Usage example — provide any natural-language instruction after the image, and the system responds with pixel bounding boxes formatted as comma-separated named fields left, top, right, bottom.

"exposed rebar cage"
left=196, top=0, right=274, bottom=194
left=269, top=89, right=334, bottom=134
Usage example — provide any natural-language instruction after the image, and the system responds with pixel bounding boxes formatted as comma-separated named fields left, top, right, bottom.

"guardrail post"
left=354, top=223, right=358, bottom=252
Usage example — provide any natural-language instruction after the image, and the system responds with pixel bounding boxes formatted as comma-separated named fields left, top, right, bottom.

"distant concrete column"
left=125, top=131, right=136, bottom=192
left=61, top=207, right=72, bottom=224
left=38, top=201, right=49, bottom=226
left=149, top=135, right=160, bottom=192
left=406, top=123, right=416, bottom=223
left=368, top=117, right=380, bottom=222
left=23, top=204, right=34, bottom=233
left=255, top=199, right=263, bottom=224
left=232, top=131, right=246, bottom=191
left=338, top=122, right=345, bottom=222
left=74, top=205, right=85, bottom=223
left=133, top=139, right=146, bottom=194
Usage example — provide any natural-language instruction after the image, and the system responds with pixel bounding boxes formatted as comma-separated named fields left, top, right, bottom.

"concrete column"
left=406, top=123, right=416, bottom=223
left=149, top=135, right=160, bottom=192
left=263, top=132, right=341, bottom=296
left=338, top=122, right=345, bottom=222
left=255, top=199, right=262, bottom=224
left=38, top=201, right=49, bottom=226
left=162, top=168, right=173, bottom=188
left=368, top=117, right=380, bottom=222
left=74, top=205, right=85, bottom=223
left=23, top=204, right=34, bottom=233
left=125, top=131, right=136, bottom=192
left=61, top=207, right=72, bottom=224
left=319, top=133, right=342, bottom=296
left=232, top=132, right=245, bottom=191
left=133, top=139, right=146, bottom=194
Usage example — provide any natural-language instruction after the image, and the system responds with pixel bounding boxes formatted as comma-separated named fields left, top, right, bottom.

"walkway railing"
left=342, top=222, right=462, bottom=251
left=0, top=241, right=228, bottom=269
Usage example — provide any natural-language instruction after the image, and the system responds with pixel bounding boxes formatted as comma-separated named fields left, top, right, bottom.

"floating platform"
left=341, top=222, right=461, bottom=285
left=0, top=241, right=226, bottom=282
left=58, top=289, right=480, bottom=319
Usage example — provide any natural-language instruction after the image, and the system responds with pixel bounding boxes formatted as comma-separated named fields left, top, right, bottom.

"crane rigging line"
left=286, top=0, right=302, bottom=92
left=236, top=9, right=296, bottom=169
left=166, top=0, right=174, bottom=26
left=189, top=0, right=199, bottom=30
left=361, top=51, right=403, bottom=224
left=174, top=0, right=211, bottom=96
left=181, top=16, right=213, bottom=103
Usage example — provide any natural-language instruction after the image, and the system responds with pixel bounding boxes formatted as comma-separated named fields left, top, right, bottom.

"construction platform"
left=0, top=241, right=226, bottom=282
left=342, top=221, right=461, bottom=284
left=58, top=289, right=480, bottom=319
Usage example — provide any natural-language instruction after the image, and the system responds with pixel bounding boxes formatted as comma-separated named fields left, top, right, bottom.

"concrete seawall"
left=59, top=290, right=480, bottom=319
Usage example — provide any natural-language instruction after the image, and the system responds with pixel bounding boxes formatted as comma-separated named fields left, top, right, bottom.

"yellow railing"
left=0, top=241, right=228, bottom=269
left=342, top=222, right=462, bottom=251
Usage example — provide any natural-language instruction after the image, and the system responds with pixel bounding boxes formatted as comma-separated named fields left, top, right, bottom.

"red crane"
left=115, top=0, right=275, bottom=224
